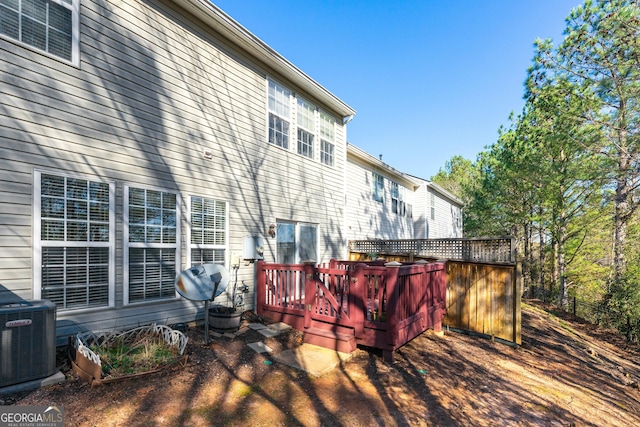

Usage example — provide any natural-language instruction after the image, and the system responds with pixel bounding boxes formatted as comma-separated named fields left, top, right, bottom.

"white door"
left=276, top=221, right=318, bottom=264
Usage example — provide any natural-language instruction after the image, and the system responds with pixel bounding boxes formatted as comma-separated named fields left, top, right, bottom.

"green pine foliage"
left=433, top=0, right=640, bottom=340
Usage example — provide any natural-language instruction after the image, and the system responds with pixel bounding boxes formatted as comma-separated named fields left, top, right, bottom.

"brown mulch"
left=2, top=301, right=640, bottom=426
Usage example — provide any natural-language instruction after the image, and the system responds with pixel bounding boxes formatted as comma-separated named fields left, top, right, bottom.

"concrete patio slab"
left=272, top=343, right=352, bottom=377
left=267, top=322, right=292, bottom=333
left=0, top=371, right=66, bottom=396
left=248, top=323, right=267, bottom=330
left=247, top=342, right=273, bottom=354
left=258, top=328, right=279, bottom=338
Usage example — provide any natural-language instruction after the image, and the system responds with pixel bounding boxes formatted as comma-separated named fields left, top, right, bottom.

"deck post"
left=384, top=261, right=402, bottom=350
left=256, top=260, right=266, bottom=316
left=434, top=261, right=447, bottom=332
left=352, top=263, right=367, bottom=339
left=415, top=260, right=430, bottom=328
left=303, top=261, right=316, bottom=330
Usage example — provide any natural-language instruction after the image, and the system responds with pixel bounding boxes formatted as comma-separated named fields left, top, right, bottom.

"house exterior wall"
left=0, top=0, right=352, bottom=342
left=345, top=145, right=464, bottom=243
left=345, top=150, right=415, bottom=242
left=413, top=182, right=463, bottom=239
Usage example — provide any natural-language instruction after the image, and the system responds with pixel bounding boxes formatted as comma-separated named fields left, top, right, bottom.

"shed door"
left=276, top=221, right=317, bottom=264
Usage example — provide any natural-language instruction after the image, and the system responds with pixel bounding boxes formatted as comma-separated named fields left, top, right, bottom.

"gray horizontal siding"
left=55, top=299, right=207, bottom=345
left=0, top=0, right=348, bottom=340
left=345, top=156, right=413, bottom=241
left=412, top=183, right=463, bottom=239
left=0, top=166, right=32, bottom=292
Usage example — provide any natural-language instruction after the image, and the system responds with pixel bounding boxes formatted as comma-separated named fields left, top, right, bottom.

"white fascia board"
left=347, top=143, right=420, bottom=190
left=173, top=0, right=356, bottom=120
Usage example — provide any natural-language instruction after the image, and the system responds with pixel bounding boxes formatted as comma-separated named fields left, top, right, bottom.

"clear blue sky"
left=212, top=0, right=581, bottom=179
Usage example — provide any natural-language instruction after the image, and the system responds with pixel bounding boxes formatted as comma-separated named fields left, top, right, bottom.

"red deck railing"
left=256, top=259, right=446, bottom=361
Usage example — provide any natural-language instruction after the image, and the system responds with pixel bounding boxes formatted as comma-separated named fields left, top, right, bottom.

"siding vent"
left=203, top=149, right=213, bottom=160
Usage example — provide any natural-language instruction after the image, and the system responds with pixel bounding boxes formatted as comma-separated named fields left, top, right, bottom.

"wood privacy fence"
left=445, top=261, right=521, bottom=345
left=349, top=237, right=521, bottom=345
left=256, top=259, right=447, bottom=361
left=349, top=237, right=516, bottom=264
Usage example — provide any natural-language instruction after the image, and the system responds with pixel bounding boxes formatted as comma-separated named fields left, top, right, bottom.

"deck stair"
left=302, top=326, right=356, bottom=354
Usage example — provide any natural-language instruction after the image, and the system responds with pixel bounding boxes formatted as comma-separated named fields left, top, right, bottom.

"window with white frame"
left=268, top=80, right=291, bottom=148
left=189, top=196, right=227, bottom=267
left=276, top=221, right=318, bottom=264
left=430, top=192, right=435, bottom=220
left=125, top=186, right=179, bottom=304
left=372, top=172, right=384, bottom=203
left=391, top=182, right=401, bottom=214
left=319, top=112, right=335, bottom=166
left=297, top=98, right=315, bottom=159
left=267, top=79, right=338, bottom=167
left=391, top=183, right=413, bottom=217
left=35, top=171, right=114, bottom=310
left=0, top=0, right=80, bottom=65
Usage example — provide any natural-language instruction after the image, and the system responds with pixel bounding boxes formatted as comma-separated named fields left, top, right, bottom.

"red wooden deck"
left=256, top=259, right=447, bottom=361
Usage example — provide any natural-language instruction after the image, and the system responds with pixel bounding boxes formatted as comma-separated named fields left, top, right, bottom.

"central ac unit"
left=0, top=299, right=57, bottom=388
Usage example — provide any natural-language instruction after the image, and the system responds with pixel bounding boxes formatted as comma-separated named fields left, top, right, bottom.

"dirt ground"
left=3, top=300, right=640, bottom=426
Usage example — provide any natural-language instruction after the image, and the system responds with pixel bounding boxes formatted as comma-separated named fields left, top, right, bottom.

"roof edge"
left=407, top=174, right=464, bottom=206
left=347, top=143, right=420, bottom=190
left=173, top=0, right=356, bottom=119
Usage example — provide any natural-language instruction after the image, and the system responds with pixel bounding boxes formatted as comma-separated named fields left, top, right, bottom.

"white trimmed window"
left=34, top=171, right=115, bottom=310
left=391, top=182, right=412, bottom=217
left=297, top=98, right=314, bottom=159
left=276, top=221, right=318, bottom=264
left=268, top=80, right=291, bottom=149
left=391, top=182, right=400, bottom=214
left=124, top=186, right=179, bottom=304
left=372, top=172, right=384, bottom=203
left=188, top=196, right=228, bottom=267
left=267, top=79, right=338, bottom=166
left=430, top=192, right=435, bottom=220
left=319, top=112, right=335, bottom=167
left=0, top=0, right=80, bottom=65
